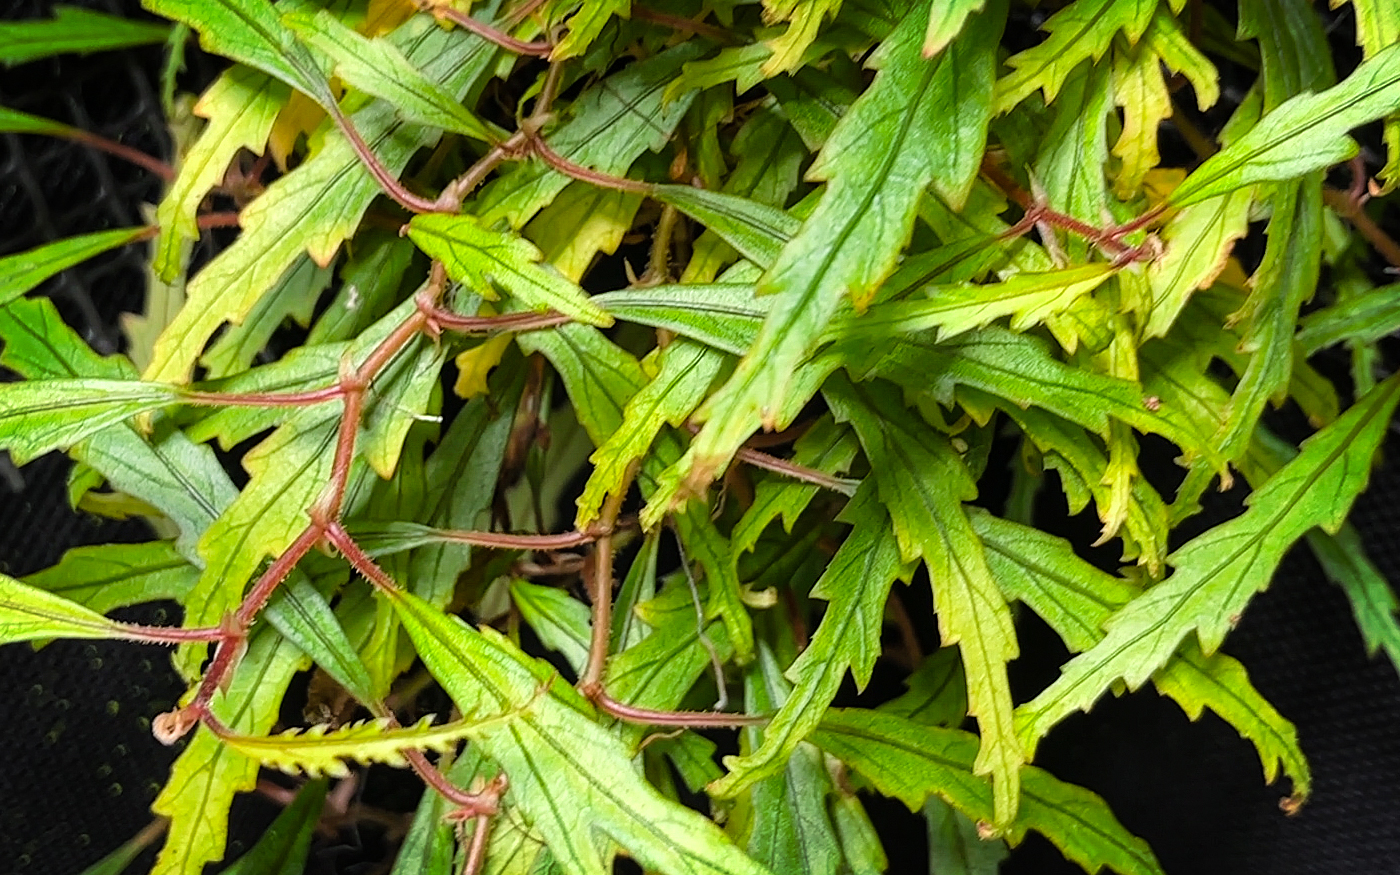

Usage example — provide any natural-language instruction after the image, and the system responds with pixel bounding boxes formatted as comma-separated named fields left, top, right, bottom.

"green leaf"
left=652, top=186, right=800, bottom=274
left=0, top=227, right=150, bottom=309
left=474, top=42, right=706, bottom=228
left=143, top=0, right=332, bottom=104
left=389, top=589, right=775, bottom=875
left=408, top=214, right=612, bottom=326
left=1342, top=0, right=1400, bottom=188
left=993, top=0, right=1154, bottom=113
left=284, top=10, right=504, bottom=143
left=1296, top=281, right=1400, bottom=353
left=970, top=509, right=1139, bottom=654
left=1033, top=60, right=1114, bottom=261
left=836, top=328, right=1221, bottom=471
left=762, top=0, right=842, bottom=76
left=603, top=580, right=735, bottom=714
left=712, top=481, right=908, bottom=798
left=0, top=6, right=168, bottom=66
left=0, top=572, right=129, bottom=644
left=1168, top=42, right=1400, bottom=207
left=730, top=413, right=859, bottom=555
left=200, top=254, right=334, bottom=378
left=74, top=821, right=167, bottom=875
left=577, top=339, right=726, bottom=526
left=729, top=646, right=844, bottom=875
left=811, top=709, right=1165, bottom=875
left=658, top=0, right=1003, bottom=515
left=924, top=0, right=985, bottom=57
left=1216, top=180, right=1323, bottom=459
left=1143, top=187, right=1253, bottom=339
left=23, top=541, right=198, bottom=616
left=144, top=15, right=500, bottom=384
left=511, top=578, right=592, bottom=674
left=220, top=779, right=326, bottom=875
left=827, top=377, right=1023, bottom=826
left=153, top=67, right=288, bottom=282
left=264, top=578, right=377, bottom=705
left=831, top=264, right=1117, bottom=342
left=0, top=104, right=74, bottom=136
left=595, top=284, right=765, bottom=357
left=925, top=794, right=1007, bottom=875
left=1152, top=641, right=1311, bottom=804
left=973, top=508, right=1310, bottom=801
left=223, top=715, right=483, bottom=778
left=1017, top=374, right=1400, bottom=756
left=553, top=0, right=629, bottom=59
left=0, top=378, right=184, bottom=465
left=152, top=631, right=304, bottom=875
left=1308, top=524, right=1400, bottom=675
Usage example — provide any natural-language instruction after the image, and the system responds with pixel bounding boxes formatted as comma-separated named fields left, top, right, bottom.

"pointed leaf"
left=154, top=67, right=288, bottom=282
left=264, top=578, right=377, bottom=705
left=0, top=227, right=149, bottom=309
left=284, top=10, right=503, bottom=143
left=389, top=589, right=774, bottom=875
left=712, top=481, right=908, bottom=797
left=0, top=6, right=168, bottom=66
left=811, top=710, right=1165, bottom=875
left=1169, top=42, right=1400, bottom=206
left=0, top=379, right=184, bottom=465
left=408, top=214, right=612, bottom=326
left=224, top=715, right=484, bottom=778
left=220, top=779, right=326, bottom=875
left=23, top=541, right=198, bottom=616
left=0, top=572, right=129, bottom=644
left=828, top=378, right=1023, bottom=825
left=1017, top=374, right=1400, bottom=755
left=661, top=0, right=1003, bottom=513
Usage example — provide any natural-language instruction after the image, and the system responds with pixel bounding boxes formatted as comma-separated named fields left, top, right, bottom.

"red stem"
left=431, top=6, right=552, bottom=56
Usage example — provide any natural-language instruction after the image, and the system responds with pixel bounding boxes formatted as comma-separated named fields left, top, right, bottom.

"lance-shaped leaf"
left=1017, top=374, right=1400, bottom=757
left=0, top=6, right=168, bottom=66
left=1153, top=641, right=1311, bottom=805
left=811, top=710, right=1165, bottom=875
left=729, top=646, right=844, bottom=875
left=144, top=15, right=499, bottom=383
left=837, top=328, right=1221, bottom=470
left=264, top=578, right=377, bottom=705
left=972, top=508, right=1310, bottom=802
left=0, top=227, right=149, bottom=309
left=388, top=589, right=775, bottom=875
left=827, top=377, right=1023, bottom=827
left=511, top=578, right=591, bottom=675
left=220, top=779, right=326, bottom=875
left=200, top=254, right=334, bottom=379
left=1143, top=187, right=1253, bottom=339
left=474, top=42, right=707, bottom=228
left=284, top=10, right=503, bottom=143
left=154, top=67, right=288, bottom=282
left=595, top=284, right=766, bottom=357
left=658, top=0, right=1003, bottom=515
left=152, top=631, right=304, bottom=875
left=408, top=214, right=611, bottom=326
left=224, top=715, right=486, bottom=778
left=0, top=572, right=131, bottom=644
left=1310, top=525, right=1400, bottom=675
left=652, top=186, right=800, bottom=273
left=1215, top=180, right=1323, bottom=460
left=712, top=481, right=909, bottom=798
left=0, top=378, right=185, bottom=465
left=23, top=541, right=198, bottom=616
left=993, top=0, right=1154, bottom=113
left=577, top=339, right=726, bottom=526
left=0, top=297, right=238, bottom=561
left=1169, top=41, right=1400, bottom=207
left=762, top=0, right=841, bottom=76
left=604, top=579, right=735, bottom=716
left=144, top=0, right=332, bottom=104
left=830, top=264, right=1116, bottom=343
left=1296, top=281, right=1400, bottom=353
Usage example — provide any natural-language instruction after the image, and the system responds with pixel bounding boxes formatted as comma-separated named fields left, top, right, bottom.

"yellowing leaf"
left=154, top=66, right=289, bottom=281
left=0, top=572, right=128, bottom=644
left=223, top=715, right=487, bottom=778
left=453, top=333, right=513, bottom=399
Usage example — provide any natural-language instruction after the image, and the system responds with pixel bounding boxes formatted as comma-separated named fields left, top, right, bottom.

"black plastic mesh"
left=3, top=2, right=1400, bottom=874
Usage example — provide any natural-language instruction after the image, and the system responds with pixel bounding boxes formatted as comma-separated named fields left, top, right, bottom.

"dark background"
left=3, top=1, right=1400, bottom=873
